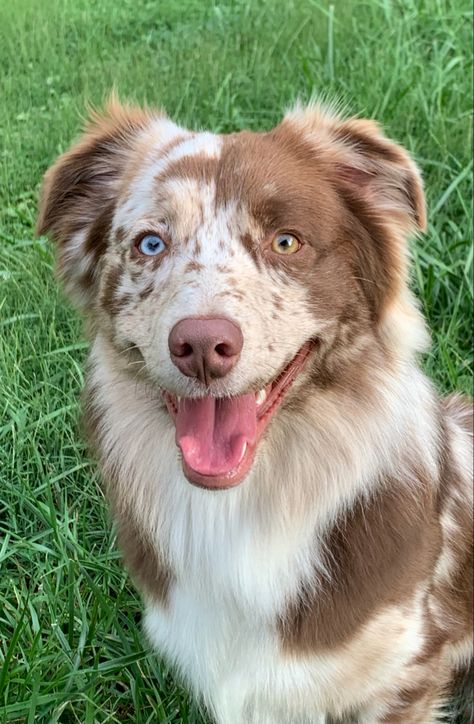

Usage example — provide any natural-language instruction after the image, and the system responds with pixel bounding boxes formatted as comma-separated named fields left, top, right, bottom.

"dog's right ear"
left=36, top=98, right=163, bottom=307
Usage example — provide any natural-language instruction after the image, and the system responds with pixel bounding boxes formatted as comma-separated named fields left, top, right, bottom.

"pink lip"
left=163, top=340, right=315, bottom=489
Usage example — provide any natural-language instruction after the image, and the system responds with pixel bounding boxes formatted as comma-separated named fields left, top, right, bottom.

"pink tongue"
left=175, top=395, right=257, bottom=477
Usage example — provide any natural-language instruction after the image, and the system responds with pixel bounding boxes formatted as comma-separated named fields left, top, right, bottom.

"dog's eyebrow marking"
left=148, top=131, right=190, bottom=163
left=116, top=122, right=189, bottom=206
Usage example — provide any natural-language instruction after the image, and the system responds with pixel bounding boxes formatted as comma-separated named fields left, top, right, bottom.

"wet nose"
left=168, top=317, right=243, bottom=384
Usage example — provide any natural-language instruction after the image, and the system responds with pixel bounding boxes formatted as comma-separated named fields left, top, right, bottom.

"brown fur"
left=279, top=466, right=442, bottom=651
left=435, top=397, right=474, bottom=642
left=116, top=514, right=173, bottom=604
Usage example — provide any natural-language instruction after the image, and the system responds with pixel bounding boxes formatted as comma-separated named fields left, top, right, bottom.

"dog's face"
left=37, top=100, right=426, bottom=489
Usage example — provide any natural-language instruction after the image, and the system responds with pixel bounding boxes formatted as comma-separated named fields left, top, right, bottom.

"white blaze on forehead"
left=114, top=128, right=222, bottom=234
left=162, top=178, right=217, bottom=242
left=158, top=178, right=252, bottom=266
left=145, top=117, right=188, bottom=150
left=162, top=132, right=223, bottom=166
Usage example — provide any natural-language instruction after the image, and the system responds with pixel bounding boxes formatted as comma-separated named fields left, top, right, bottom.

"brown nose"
left=168, top=317, right=243, bottom=384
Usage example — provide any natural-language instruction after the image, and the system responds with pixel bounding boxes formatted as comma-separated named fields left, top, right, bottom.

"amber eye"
left=271, top=233, right=301, bottom=255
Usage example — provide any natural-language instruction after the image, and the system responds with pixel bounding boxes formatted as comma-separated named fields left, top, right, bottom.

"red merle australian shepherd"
left=37, top=98, right=473, bottom=723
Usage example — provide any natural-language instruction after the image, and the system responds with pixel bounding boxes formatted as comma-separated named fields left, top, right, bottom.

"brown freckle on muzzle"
left=272, top=294, right=284, bottom=310
left=138, top=282, right=155, bottom=300
left=185, top=260, right=204, bottom=273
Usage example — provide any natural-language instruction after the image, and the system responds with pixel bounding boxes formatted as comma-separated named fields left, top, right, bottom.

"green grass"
left=0, top=0, right=472, bottom=721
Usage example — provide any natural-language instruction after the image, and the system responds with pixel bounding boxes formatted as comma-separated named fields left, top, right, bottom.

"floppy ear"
left=284, top=104, right=426, bottom=320
left=36, top=98, right=160, bottom=307
left=329, top=115, right=426, bottom=234
left=285, top=104, right=426, bottom=232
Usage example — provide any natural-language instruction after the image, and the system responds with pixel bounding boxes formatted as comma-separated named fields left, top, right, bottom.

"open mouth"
left=163, top=340, right=314, bottom=490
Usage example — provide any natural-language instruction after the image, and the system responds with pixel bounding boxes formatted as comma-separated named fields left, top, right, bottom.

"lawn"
left=0, top=0, right=472, bottom=722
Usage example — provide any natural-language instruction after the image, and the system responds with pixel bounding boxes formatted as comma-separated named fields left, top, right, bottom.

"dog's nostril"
left=215, top=342, right=232, bottom=357
left=180, top=342, right=193, bottom=357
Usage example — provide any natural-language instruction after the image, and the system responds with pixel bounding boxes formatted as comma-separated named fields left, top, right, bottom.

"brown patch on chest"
left=279, top=474, right=441, bottom=652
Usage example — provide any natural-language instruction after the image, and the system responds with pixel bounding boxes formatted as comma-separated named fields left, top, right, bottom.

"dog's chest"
left=143, top=566, right=427, bottom=724
left=142, top=486, right=359, bottom=722
left=156, top=477, right=320, bottom=619
left=144, top=483, right=318, bottom=689
left=143, top=551, right=315, bottom=722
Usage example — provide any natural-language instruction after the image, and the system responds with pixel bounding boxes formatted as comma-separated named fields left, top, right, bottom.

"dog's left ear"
left=332, top=116, right=426, bottom=234
left=284, top=104, right=426, bottom=235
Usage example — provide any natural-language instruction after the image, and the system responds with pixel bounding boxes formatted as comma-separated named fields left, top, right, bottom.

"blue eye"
left=137, top=234, right=166, bottom=256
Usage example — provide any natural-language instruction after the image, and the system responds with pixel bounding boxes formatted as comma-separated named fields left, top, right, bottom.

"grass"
left=0, top=0, right=472, bottom=721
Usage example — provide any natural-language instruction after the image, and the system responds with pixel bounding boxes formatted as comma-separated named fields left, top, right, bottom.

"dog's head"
left=37, top=98, right=427, bottom=490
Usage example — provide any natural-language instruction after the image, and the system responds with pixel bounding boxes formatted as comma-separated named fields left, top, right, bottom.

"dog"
left=37, top=98, right=473, bottom=723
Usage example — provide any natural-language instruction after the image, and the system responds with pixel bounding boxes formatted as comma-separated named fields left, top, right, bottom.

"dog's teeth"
left=239, top=442, right=247, bottom=462
left=177, top=396, right=181, bottom=403
left=256, top=389, right=266, bottom=406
